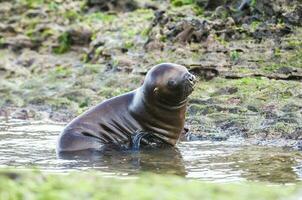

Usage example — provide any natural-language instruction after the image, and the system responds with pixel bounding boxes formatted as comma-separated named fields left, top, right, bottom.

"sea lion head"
left=142, top=63, right=196, bottom=107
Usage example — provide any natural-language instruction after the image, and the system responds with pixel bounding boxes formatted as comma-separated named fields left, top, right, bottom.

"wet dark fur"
left=57, top=63, right=196, bottom=153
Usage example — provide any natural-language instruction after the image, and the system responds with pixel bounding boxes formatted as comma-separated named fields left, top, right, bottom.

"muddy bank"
left=0, top=0, right=301, bottom=148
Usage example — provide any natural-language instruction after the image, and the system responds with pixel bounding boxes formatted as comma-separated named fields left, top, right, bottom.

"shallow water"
left=0, top=118, right=302, bottom=183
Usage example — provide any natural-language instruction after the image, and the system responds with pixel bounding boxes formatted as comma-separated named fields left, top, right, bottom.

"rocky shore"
left=0, top=0, right=301, bottom=148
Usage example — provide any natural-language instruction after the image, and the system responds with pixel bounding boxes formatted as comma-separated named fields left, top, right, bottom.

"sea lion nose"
left=186, top=73, right=197, bottom=84
left=189, top=74, right=196, bottom=83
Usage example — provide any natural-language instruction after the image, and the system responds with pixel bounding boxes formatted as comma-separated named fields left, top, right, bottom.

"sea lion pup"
left=57, top=63, right=196, bottom=153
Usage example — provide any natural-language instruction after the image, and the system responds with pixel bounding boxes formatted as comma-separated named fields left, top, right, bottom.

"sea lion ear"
left=153, top=87, right=159, bottom=95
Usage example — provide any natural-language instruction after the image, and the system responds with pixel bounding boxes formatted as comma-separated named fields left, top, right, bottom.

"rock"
left=285, top=127, right=302, bottom=140
left=238, top=0, right=251, bottom=11
left=0, top=23, right=16, bottom=33
left=204, top=34, right=228, bottom=52
left=277, top=113, right=299, bottom=124
left=252, top=23, right=292, bottom=41
left=67, top=25, right=92, bottom=46
left=226, top=97, right=241, bottom=105
left=295, top=140, right=302, bottom=150
left=247, top=105, right=259, bottom=112
left=86, top=0, right=138, bottom=12
left=187, top=104, right=205, bottom=115
left=276, top=67, right=295, bottom=75
left=283, top=5, right=302, bottom=26
left=174, top=18, right=210, bottom=43
left=204, top=0, right=226, bottom=10
left=25, top=9, right=48, bottom=18
left=49, top=109, right=75, bottom=122
left=109, top=55, right=135, bottom=73
left=0, top=2, right=13, bottom=13
left=281, top=103, right=302, bottom=112
left=212, top=6, right=229, bottom=19
left=144, top=39, right=164, bottom=51
left=15, top=49, right=38, bottom=68
left=3, top=35, right=36, bottom=51
left=185, top=133, right=228, bottom=141
left=0, top=109, right=9, bottom=120
left=188, top=98, right=219, bottom=105
left=11, top=108, right=35, bottom=120
left=213, top=86, right=238, bottom=96
left=217, top=118, right=248, bottom=137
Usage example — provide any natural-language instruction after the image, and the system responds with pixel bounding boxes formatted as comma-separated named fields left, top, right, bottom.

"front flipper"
left=131, top=130, right=172, bottom=151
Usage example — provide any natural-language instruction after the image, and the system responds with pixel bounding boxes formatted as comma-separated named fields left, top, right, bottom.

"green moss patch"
left=0, top=171, right=300, bottom=200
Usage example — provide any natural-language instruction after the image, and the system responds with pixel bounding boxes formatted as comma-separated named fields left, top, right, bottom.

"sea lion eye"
left=168, top=80, right=177, bottom=88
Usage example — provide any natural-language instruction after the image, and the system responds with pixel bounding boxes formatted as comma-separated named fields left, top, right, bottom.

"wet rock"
left=200, top=52, right=231, bottom=68
left=185, top=133, right=228, bottom=141
left=15, top=49, right=38, bottom=68
left=0, top=23, right=16, bottom=34
left=187, top=104, right=206, bottom=115
left=11, top=108, right=35, bottom=120
left=285, top=127, right=302, bottom=140
left=283, top=5, right=302, bottom=26
left=67, top=25, right=92, bottom=46
left=173, top=18, right=211, bottom=43
left=211, top=6, right=229, bottom=19
left=188, top=98, right=219, bottom=105
left=204, top=0, right=226, bottom=10
left=212, top=86, right=238, bottom=96
left=2, top=35, right=36, bottom=51
left=189, top=66, right=219, bottom=80
left=0, top=2, right=13, bottom=14
left=49, top=110, right=76, bottom=122
left=237, top=0, right=251, bottom=11
left=25, top=9, right=48, bottom=18
left=295, top=140, right=302, bottom=150
left=276, top=67, right=295, bottom=75
left=144, top=38, right=165, bottom=51
left=247, top=105, right=259, bottom=112
left=281, top=103, right=302, bottom=112
left=226, top=97, right=241, bottom=105
left=252, top=24, right=292, bottom=41
left=86, top=0, right=138, bottom=12
left=277, top=113, right=300, bottom=124
left=204, top=105, right=225, bottom=114
left=0, top=109, right=9, bottom=120
left=217, top=118, right=249, bottom=137
left=203, top=34, right=228, bottom=52
left=107, top=55, right=135, bottom=73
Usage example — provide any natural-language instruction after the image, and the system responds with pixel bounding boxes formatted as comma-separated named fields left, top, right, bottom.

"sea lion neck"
left=138, top=86, right=187, bottom=112
left=129, top=87, right=186, bottom=145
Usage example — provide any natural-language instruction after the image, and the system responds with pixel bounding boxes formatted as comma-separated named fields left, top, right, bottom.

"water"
left=0, top=118, right=302, bottom=183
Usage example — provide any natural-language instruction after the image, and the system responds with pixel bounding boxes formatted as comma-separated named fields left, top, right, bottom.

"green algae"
left=0, top=171, right=299, bottom=200
left=171, top=0, right=195, bottom=7
left=53, top=32, right=71, bottom=54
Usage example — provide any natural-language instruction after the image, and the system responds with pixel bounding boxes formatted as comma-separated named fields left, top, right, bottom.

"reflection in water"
left=0, top=118, right=302, bottom=183
left=209, top=146, right=301, bottom=183
left=58, top=147, right=187, bottom=176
